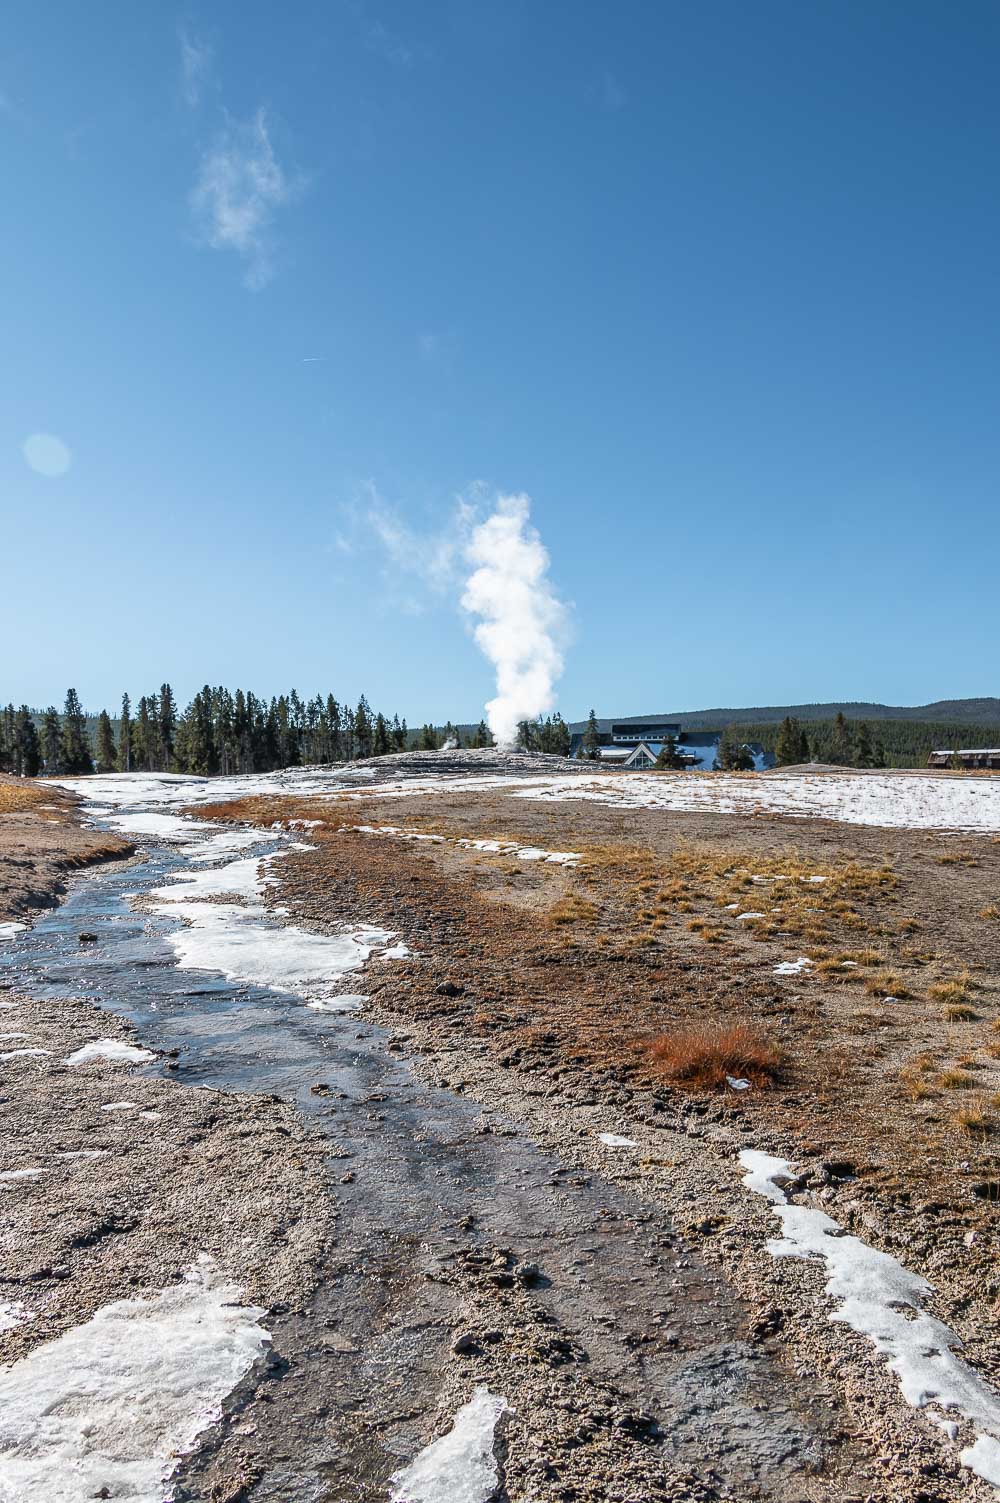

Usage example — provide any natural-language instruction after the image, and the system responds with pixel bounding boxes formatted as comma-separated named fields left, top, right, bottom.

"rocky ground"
left=192, top=770, right=1000, bottom=1500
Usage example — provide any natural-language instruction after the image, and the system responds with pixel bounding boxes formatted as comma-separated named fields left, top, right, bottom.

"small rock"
left=340, top=1172, right=355, bottom=1185
left=515, top=1261, right=541, bottom=1286
left=452, top=1331, right=479, bottom=1354
left=435, top=981, right=464, bottom=997
left=78, top=932, right=98, bottom=944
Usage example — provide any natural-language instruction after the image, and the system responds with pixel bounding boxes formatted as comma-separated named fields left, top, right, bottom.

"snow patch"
left=598, top=1132, right=637, bottom=1148
left=0, top=922, right=27, bottom=941
left=390, top=1386, right=508, bottom=1503
left=740, top=1150, right=1000, bottom=1490
left=0, top=1168, right=45, bottom=1182
left=306, top=995, right=368, bottom=1012
left=65, top=1040, right=155, bottom=1067
left=0, top=1049, right=51, bottom=1061
left=773, top=957, right=813, bottom=976
left=0, top=1255, right=268, bottom=1502
left=0, top=1301, right=33, bottom=1333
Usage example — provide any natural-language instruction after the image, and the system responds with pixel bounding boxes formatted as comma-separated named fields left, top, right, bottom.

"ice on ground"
left=97, top=810, right=207, bottom=843
left=151, top=896, right=397, bottom=1000
left=0, top=1049, right=51, bottom=1061
left=0, top=1302, right=32, bottom=1333
left=0, top=922, right=27, bottom=941
left=150, top=853, right=269, bottom=903
left=736, top=911, right=765, bottom=922
left=0, top=1255, right=268, bottom=1503
left=774, top=957, right=813, bottom=976
left=740, top=1150, right=1000, bottom=1491
left=306, top=995, right=368, bottom=1012
left=380, top=942, right=411, bottom=960
left=65, top=1040, right=155, bottom=1067
left=598, top=1132, right=637, bottom=1147
left=0, top=1002, right=18, bottom=1011
left=0, top=1169, right=45, bottom=1182
left=727, top=1076, right=751, bottom=1090
left=961, top=1434, right=1000, bottom=1489
left=100, top=1102, right=137, bottom=1113
left=390, top=1387, right=508, bottom=1503
left=185, top=829, right=278, bottom=864
left=0, top=1033, right=29, bottom=1041
left=57, top=1150, right=108, bottom=1160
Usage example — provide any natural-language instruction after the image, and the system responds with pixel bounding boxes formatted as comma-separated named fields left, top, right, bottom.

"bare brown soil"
left=0, top=775, right=133, bottom=922
left=194, top=786, right=1000, bottom=1389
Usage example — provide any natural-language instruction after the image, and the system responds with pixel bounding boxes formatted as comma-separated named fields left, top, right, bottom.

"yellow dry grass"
left=0, top=780, right=57, bottom=814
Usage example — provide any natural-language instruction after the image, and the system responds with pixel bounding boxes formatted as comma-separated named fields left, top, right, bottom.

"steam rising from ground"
left=460, top=494, right=568, bottom=748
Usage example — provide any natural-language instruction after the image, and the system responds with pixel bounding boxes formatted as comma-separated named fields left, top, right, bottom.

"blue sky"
left=3, top=0, right=998, bottom=722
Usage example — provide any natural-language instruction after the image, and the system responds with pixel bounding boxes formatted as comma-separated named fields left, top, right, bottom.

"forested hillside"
left=572, top=698, right=1000, bottom=732
left=732, top=716, right=1000, bottom=769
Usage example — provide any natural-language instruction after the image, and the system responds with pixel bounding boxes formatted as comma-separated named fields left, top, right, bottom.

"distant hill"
left=568, top=699, right=1000, bottom=733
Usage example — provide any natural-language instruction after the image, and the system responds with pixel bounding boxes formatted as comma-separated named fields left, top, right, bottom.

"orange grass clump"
left=646, top=1020, right=783, bottom=1089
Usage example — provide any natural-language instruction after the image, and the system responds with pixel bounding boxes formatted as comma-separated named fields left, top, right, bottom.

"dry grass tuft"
left=979, top=905, right=1000, bottom=921
left=546, top=894, right=598, bottom=928
left=864, top=969, right=911, bottom=999
left=929, top=973, right=976, bottom=1006
left=942, top=1003, right=978, bottom=1023
left=954, top=1107, right=992, bottom=1137
left=646, top=1020, right=782, bottom=1089
left=938, top=1068, right=974, bottom=1090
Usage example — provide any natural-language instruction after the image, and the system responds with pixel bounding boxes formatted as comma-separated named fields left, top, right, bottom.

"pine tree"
left=158, top=684, right=177, bottom=770
left=40, top=707, right=63, bottom=773
left=418, top=723, right=439, bottom=750
left=655, top=733, right=683, bottom=769
left=716, top=727, right=755, bottom=772
left=95, top=710, right=117, bottom=773
left=582, top=709, right=601, bottom=760
left=831, top=712, right=853, bottom=766
left=118, top=694, right=133, bottom=772
left=60, top=688, right=93, bottom=774
left=353, top=697, right=373, bottom=760
left=13, top=708, right=41, bottom=777
left=472, top=719, right=494, bottom=749
left=516, top=719, right=537, bottom=752
left=391, top=715, right=407, bottom=753
left=775, top=716, right=805, bottom=766
left=373, top=713, right=391, bottom=757
left=854, top=721, right=874, bottom=768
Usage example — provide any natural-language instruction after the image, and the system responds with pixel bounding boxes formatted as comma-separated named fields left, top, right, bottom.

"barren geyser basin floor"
left=2, top=758, right=1000, bottom=1502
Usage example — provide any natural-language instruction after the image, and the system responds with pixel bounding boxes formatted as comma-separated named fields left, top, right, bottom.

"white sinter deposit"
left=390, top=1387, right=508, bottom=1503
left=0, top=1257, right=268, bottom=1503
left=740, top=1151, right=1000, bottom=1491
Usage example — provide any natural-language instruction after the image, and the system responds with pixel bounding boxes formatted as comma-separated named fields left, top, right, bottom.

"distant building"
left=927, top=748, right=1000, bottom=770
left=569, top=721, right=773, bottom=771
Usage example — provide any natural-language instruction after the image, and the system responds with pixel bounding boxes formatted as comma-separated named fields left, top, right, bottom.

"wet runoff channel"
left=5, top=813, right=848, bottom=1501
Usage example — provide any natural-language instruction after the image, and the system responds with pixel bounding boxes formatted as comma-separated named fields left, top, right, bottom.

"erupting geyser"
left=460, top=494, right=568, bottom=748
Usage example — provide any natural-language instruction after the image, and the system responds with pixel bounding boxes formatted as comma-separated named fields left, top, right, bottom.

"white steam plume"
left=460, top=494, right=568, bottom=749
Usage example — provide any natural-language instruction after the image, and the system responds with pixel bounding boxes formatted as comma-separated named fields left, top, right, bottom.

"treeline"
left=733, top=715, right=1000, bottom=769
left=0, top=686, right=502, bottom=778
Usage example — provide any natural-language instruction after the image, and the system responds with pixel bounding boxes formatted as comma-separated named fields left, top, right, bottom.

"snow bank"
left=0, top=1256, right=268, bottom=1503
left=390, top=1387, right=508, bottom=1503
left=0, top=1302, right=32, bottom=1333
left=0, top=922, right=27, bottom=941
left=740, top=1150, right=1000, bottom=1491
left=65, top=1040, right=155, bottom=1067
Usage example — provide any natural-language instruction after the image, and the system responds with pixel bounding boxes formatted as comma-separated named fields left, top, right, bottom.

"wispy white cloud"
left=189, top=109, right=298, bottom=289
left=365, top=20, right=411, bottom=66
left=600, top=71, right=627, bottom=112
left=360, top=483, right=475, bottom=592
left=179, top=29, right=214, bottom=109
